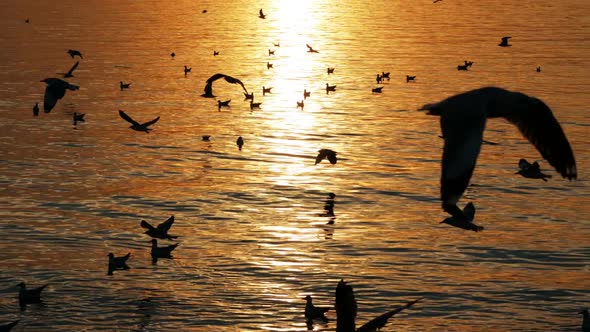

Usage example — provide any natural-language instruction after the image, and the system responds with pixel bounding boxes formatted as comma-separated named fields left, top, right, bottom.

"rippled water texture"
left=0, top=0, right=589, bottom=331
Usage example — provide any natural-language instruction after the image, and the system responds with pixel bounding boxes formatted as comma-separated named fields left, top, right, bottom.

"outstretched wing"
left=502, top=93, right=576, bottom=180
left=118, top=110, right=139, bottom=126
left=315, top=150, right=327, bottom=165
left=43, top=84, right=66, bottom=113
left=357, top=298, right=422, bottom=332
left=222, top=75, right=248, bottom=94
left=463, top=202, right=476, bottom=221
left=140, top=220, right=156, bottom=231
left=156, top=215, right=174, bottom=233
left=141, top=116, right=160, bottom=127
left=203, top=73, right=248, bottom=97
left=66, top=61, right=79, bottom=76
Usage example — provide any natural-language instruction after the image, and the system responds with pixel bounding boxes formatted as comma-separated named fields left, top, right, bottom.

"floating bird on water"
left=580, top=309, right=590, bottom=332
left=516, top=158, right=551, bottom=181
left=17, top=282, right=48, bottom=309
left=73, top=112, right=85, bottom=125
left=335, top=280, right=421, bottom=332
left=297, top=100, right=304, bottom=109
left=213, top=50, right=220, bottom=56
left=40, top=78, right=79, bottom=113
left=421, top=87, right=576, bottom=221
left=201, top=73, right=248, bottom=98
left=108, top=252, right=131, bottom=275
left=244, top=92, right=254, bottom=100
left=202, top=135, right=211, bottom=141
left=218, top=99, right=231, bottom=110
left=536, top=66, right=541, bottom=72
left=33, top=102, right=39, bottom=116
left=326, top=83, right=336, bottom=94
left=406, top=75, right=416, bottom=83
left=67, top=49, right=83, bottom=59
left=237, top=136, right=244, bottom=150
left=457, top=64, right=469, bottom=71
left=376, top=74, right=383, bottom=84
left=268, top=49, right=275, bottom=56
left=184, top=65, right=191, bottom=76
left=118, top=110, right=160, bottom=133
left=262, top=86, right=272, bottom=95
left=315, top=149, right=337, bottom=165
left=57, top=61, right=79, bottom=78
left=250, top=100, right=262, bottom=110
left=150, top=239, right=179, bottom=263
left=266, top=62, right=273, bottom=69
left=0, top=320, right=19, bottom=332
left=170, top=52, right=176, bottom=58
left=372, top=86, right=383, bottom=93
left=141, top=215, right=177, bottom=240
left=120, top=81, right=131, bottom=91
left=259, top=8, right=266, bottom=19
left=274, top=42, right=280, bottom=47
left=306, top=44, right=319, bottom=53
left=303, top=89, right=311, bottom=99
left=327, top=67, right=335, bottom=74
left=305, top=295, right=330, bottom=324
left=498, top=36, right=512, bottom=47
left=440, top=202, right=483, bottom=232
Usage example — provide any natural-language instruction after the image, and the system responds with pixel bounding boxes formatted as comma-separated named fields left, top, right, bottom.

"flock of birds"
left=7, top=6, right=585, bottom=332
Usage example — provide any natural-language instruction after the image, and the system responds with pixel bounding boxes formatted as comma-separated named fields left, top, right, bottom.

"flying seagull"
left=57, top=61, right=79, bottom=78
left=0, top=320, right=19, bottom=332
left=17, top=282, right=48, bottom=308
left=305, top=295, right=330, bottom=323
left=498, top=36, right=512, bottom=47
left=516, top=158, right=551, bottom=181
left=201, top=73, right=248, bottom=98
left=140, top=215, right=177, bottom=240
left=40, top=78, right=79, bottom=113
left=421, top=87, right=576, bottom=220
left=440, top=202, right=483, bottom=231
left=335, top=279, right=421, bottom=332
left=306, top=44, right=319, bottom=53
left=259, top=8, right=266, bottom=19
left=315, top=149, right=337, bottom=165
left=67, top=49, right=83, bottom=58
left=118, top=110, right=160, bottom=132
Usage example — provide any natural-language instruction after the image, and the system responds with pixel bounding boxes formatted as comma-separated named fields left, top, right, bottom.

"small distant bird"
left=306, top=44, right=319, bottom=53
left=326, top=83, right=336, bottom=94
left=315, top=149, right=337, bottom=165
left=67, top=49, right=83, bottom=59
left=297, top=100, right=304, bottom=109
left=73, top=112, right=85, bottom=125
left=580, top=309, right=590, bottom=332
left=335, top=280, right=421, bottom=332
left=382, top=72, right=391, bottom=80
left=184, top=65, right=191, bottom=76
left=140, top=215, right=177, bottom=240
left=40, top=78, right=79, bottom=113
left=118, top=110, right=160, bottom=133
left=516, top=159, right=551, bottom=181
left=236, top=136, right=244, bottom=150
left=536, top=66, right=541, bottom=72
left=150, top=239, right=179, bottom=263
left=266, top=62, right=273, bottom=69
left=274, top=42, right=280, bottom=47
left=33, top=102, right=39, bottom=116
left=0, top=320, right=19, bottom=332
left=107, top=252, right=131, bottom=275
left=421, top=87, right=576, bottom=221
left=376, top=74, right=383, bottom=84
left=457, top=64, right=469, bottom=71
left=259, top=8, right=266, bottom=19
left=250, top=100, right=262, bottom=110
left=406, top=75, right=416, bottom=83
left=268, top=49, right=275, bottom=56
left=303, top=89, right=311, bottom=99
left=170, top=52, right=176, bottom=58
left=218, top=99, right=231, bottom=110
left=202, top=135, right=211, bottom=141
left=498, top=36, right=512, bottom=47
left=372, top=86, right=383, bottom=93
left=262, top=86, right=272, bottom=96
left=213, top=50, right=220, bottom=56
left=327, top=67, right=335, bottom=74
left=464, top=60, right=474, bottom=67
left=201, top=73, right=248, bottom=98
left=25, top=18, right=30, bottom=23
left=120, top=81, right=131, bottom=91
left=440, top=202, right=483, bottom=232
left=17, top=282, right=48, bottom=308
left=304, top=295, right=330, bottom=323
left=57, top=61, right=79, bottom=78
left=244, top=92, right=254, bottom=100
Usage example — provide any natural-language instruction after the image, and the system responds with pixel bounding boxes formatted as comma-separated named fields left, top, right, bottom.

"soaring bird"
left=118, top=110, right=160, bottom=133
left=335, top=280, right=421, bottom=332
left=57, top=61, right=79, bottom=78
left=305, top=295, right=330, bottom=323
left=218, top=99, right=231, bottom=110
left=0, top=320, right=19, bottom=332
left=140, top=215, right=177, bottom=240
left=17, top=282, right=48, bottom=308
left=201, top=73, right=248, bottom=98
left=107, top=252, right=131, bottom=275
left=306, top=44, right=319, bottom=53
left=440, top=202, right=483, bottom=232
left=259, top=8, right=266, bottom=19
left=498, top=36, right=512, bottom=47
left=315, top=149, right=337, bottom=165
left=516, top=158, right=551, bottom=181
left=73, top=112, right=85, bottom=125
left=406, top=75, right=416, bottom=83
left=150, top=239, right=179, bottom=263
left=40, top=78, right=79, bottom=113
left=67, top=49, right=83, bottom=58
left=421, top=87, right=576, bottom=220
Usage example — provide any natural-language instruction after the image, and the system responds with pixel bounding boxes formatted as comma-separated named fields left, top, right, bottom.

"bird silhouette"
left=184, top=65, right=191, bottom=76
left=250, top=100, right=262, bottom=110
left=315, top=149, right=337, bottom=165
left=327, top=67, right=335, bottom=74
left=17, top=282, right=48, bottom=309
left=237, top=136, right=244, bottom=150
left=372, top=87, right=383, bottom=93
left=297, top=100, right=304, bottom=109
left=303, top=89, right=311, bottom=99
left=259, top=9, right=266, bottom=19
left=335, top=280, right=421, bottom=332
left=218, top=99, right=231, bottom=110
left=326, top=83, right=336, bottom=94
left=33, top=102, right=39, bottom=116
left=440, top=202, right=483, bottom=231
left=421, top=87, right=576, bottom=220
left=305, top=295, right=330, bottom=323
left=107, top=252, right=131, bottom=275
left=73, top=112, right=85, bottom=125
left=118, top=110, right=160, bottom=133
left=150, top=239, right=179, bottom=263
left=201, top=73, right=248, bottom=98
left=141, top=215, right=177, bottom=240
left=40, top=78, right=79, bottom=113
left=498, top=36, right=512, bottom=47
left=516, top=159, right=551, bottom=181
left=67, top=49, right=83, bottom=59
left=262, top=86, right=272, bottom=95
left=306, top=44, right=319, bottom=53
left=406, top=75, right=416, bottom=83
left=120, top=81, right=131, bottom=91
left=57, top=61, right=79, bottom=78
